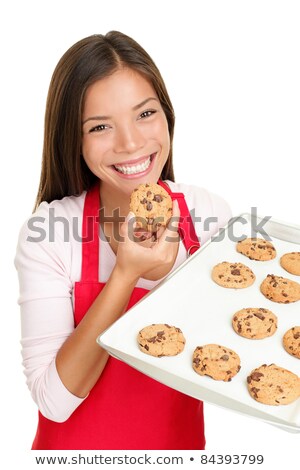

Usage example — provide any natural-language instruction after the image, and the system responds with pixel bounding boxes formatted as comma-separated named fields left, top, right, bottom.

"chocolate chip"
left=251, top=387, right=260, bottom=398
left=249, top=372, right=264, bottom=382
left=193, top=357, right=200, bottom=366
left=254, top=312, right=265, bottom=320
left=148, top=336, right=156, bottom=343
left=156, top=330, right=165, bottom=337
left=231, top=269, right=241, bottom=275
left=153, top=194, right=163, bottom=202
left=220, top=355, right=229, bottom=361
left=146, top=201, right=153, bottom=211
left=141, top=198, right=147, bottom=204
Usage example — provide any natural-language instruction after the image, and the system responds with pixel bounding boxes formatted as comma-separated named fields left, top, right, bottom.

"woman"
left=15, top=31, right=231, bottom=449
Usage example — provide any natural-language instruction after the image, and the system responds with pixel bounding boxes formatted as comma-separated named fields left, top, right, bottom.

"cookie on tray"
left=236, top=237, right=276, bottom=261
left=212, top=262, right=256, bottom=288
left=130, top=183, right=172, bottom=233
left=260, top=274, right=300, bottom=303
left=192, top=344, right=241, bottom=382
left=247, top=364, right=300, bottom=405
left=280, top=252, right=300, bottom=276
left=137, top=323, right=185, bottom=357
left=232, top=308, right=277, bottom=339
left=283, top=327, right=300, bottom=359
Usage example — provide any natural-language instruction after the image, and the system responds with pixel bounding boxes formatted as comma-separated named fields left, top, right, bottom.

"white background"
left=1, top=0, right=299, bottom=468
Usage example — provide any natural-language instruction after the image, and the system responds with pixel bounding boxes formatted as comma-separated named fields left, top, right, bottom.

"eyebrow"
left=82, top=97, right=159, bottom=125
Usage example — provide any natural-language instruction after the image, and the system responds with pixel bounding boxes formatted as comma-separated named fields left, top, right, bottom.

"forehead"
left=83, top=68, right=157, bottom=114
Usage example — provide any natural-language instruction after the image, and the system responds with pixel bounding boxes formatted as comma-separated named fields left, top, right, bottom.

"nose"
left=113, top=123, right=146, bottom=154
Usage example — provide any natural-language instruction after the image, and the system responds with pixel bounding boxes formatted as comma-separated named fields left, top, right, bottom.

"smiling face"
left=81, top=67, right=170, bottom=205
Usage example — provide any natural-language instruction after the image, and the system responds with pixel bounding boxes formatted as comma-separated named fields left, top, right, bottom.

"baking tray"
left=97, top=213, right=300, bottom=432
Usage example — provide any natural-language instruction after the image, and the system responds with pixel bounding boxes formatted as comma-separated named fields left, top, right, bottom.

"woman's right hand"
left=114, top=200, right=180, bottom=283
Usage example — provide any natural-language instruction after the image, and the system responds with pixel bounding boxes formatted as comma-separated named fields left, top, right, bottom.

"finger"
left=120, top=211, right=136, bottom=241
left=133, top=230, right=152, bottom=240
left=159, top=200, right=181, bottom=243
left=154, top=225, right=165, bottom=240
left=167, top=199, right=181, bottom=234
left=136, top=236, right=157, bottom=249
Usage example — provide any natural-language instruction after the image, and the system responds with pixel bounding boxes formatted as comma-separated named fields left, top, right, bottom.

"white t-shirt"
left=14, top=181, right=232, bottom=422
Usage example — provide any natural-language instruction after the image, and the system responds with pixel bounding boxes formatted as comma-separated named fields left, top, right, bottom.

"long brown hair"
left=34, top=31, right=175, bottom=211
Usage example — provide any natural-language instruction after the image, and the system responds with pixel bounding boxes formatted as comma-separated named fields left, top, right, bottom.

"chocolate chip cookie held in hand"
left=14, top=31, right=232, bottom=450
left=130, top=183, right=172, bottom=234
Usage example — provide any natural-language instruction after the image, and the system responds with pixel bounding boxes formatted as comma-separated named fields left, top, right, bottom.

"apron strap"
left=158, top=180, right=200, bottom=256
left=81, top=184, right=100, bottom=282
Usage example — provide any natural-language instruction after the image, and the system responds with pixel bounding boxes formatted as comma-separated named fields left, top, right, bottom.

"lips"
left=112, top=153, right=156, bottom=177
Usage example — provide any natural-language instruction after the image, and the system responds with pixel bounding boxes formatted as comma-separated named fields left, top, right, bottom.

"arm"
left=55, top=266, right=138, bottom=398
left=16, top=202, right=180, bottom=421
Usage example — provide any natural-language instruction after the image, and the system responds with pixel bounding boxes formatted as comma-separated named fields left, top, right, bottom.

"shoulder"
left=165, top=180, right=232, bottom=244
left=34, top=192, right=86, bottom=221
left=17, top=192, right=86, bottom=245
left=15, top=192, right=86, bottom=280
left=165, top=180, right=232, bottom=220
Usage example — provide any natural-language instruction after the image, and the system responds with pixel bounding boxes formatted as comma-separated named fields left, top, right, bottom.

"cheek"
left=160, top=121, right=171, bottom=158
left=81, top=137, right=108, bottom=167
left=152, top=116, right=170, bottom=151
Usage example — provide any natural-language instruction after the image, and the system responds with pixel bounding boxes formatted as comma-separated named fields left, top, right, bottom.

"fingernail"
left=125, top=211, right=135, bottom=222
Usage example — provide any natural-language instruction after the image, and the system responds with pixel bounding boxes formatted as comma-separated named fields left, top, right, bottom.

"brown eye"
left=139, top=110, right=156, bottom=119
left=89, top=124, right=108, bottom=133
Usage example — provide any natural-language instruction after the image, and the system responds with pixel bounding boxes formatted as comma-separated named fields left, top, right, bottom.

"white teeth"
left=114, top=156, right=151, bottom=175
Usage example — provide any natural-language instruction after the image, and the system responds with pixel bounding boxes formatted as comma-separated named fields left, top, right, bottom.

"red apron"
left=32, top=180, right=205, bottom=450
